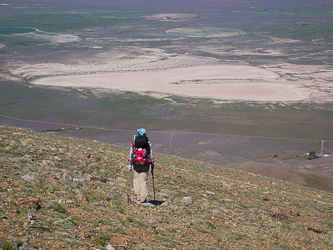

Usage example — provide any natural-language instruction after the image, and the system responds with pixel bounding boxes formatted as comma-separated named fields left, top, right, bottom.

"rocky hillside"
left=0, top=125, right=333, bottom=250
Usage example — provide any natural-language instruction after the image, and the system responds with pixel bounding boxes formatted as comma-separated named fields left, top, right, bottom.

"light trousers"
left=133, top=163, right=149, bottom=202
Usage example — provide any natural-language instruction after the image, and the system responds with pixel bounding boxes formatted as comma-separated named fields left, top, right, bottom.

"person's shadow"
left=147, top=200, right=165, bottom=206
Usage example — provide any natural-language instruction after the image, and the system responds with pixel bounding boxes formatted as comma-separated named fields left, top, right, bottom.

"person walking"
left=128, top=128, right=154, bottom=203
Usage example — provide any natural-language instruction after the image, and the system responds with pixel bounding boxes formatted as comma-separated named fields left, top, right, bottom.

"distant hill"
left=229, top=162, right=333, bottom=194
left=0, top=125, right=332, bottom=249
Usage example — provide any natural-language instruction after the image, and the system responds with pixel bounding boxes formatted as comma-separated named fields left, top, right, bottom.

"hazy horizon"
left=6, top=0, right=332, bottom=12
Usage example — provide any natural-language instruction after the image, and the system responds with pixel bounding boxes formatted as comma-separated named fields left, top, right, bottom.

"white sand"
left=33, top=65, right=312, bottom=101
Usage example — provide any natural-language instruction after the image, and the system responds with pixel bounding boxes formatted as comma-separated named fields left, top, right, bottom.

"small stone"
left=94, top=201, right=106, bottom=206
left=58, top=199, right=66, bottom=205
left=206, top=191, right=216, bottom=195
left=90, top=176, right=107, bottom=183
left=62, top=172, right=73, bottom=182
left=307, top=226, right=327, bottom=234
left=105, top=245, right=115, bottom=250
left=22, top=174, right=37, bottom=183
left=141, top=202, right=154, bottom=207
left=290, top=210, right=300, bottom=217
left=181, top=197, right=193, bottom=205
left=75, top=193, right=88, bottom=202
left=19, top=243, right=33, bottom=250
left=66, top=200, right=76, bottom=205
left=39, top=160, right=55, bottom=168
left=270, top=207, right=288, bottom=221
left=18, top=197, right=41, bottom=210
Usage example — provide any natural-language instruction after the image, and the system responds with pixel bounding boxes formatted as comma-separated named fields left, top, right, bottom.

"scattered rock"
left=94, top=201, right=107, bottom=206
left=66, top=200, right=76, bottom=205
left=57, top=198, right=75, bottom=206
left=270, top=207, right=288, bottom=221
left=24, top=213, right=39, bottom=225
left=290, top=210, right=300, bottom=217
left=38, top=160, right=55, bottom=168
left=86, top=153, right=102, bottom=162
left=58, top=199, right=66, bottom=205
left=53, top=156, right=62, bottom=161
left=62, top=171, right=73, bottom=182
left=26, top=224, right=52, bottom=231
left=141, top=202, right=155, bottom=207
left=307, top=226, right=327, bottom=234
left=181, top=197, right=192, bottom=205
left=18, top=197, right=41, bottom=210
left=105, top=245, right=115, bottom=250
left=75, top=193, right=88, bottom=202
left=22, top=174, right=37, bottom=183
left=19, top=243, right=33, bottom=250
left=90, top=176, right=107, bottom=183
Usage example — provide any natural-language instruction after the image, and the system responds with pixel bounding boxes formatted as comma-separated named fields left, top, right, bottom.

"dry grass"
left=1, top=125, right=333, bottom=249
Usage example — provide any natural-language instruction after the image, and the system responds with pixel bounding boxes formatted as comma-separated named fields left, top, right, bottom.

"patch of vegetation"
left=50, top=202, right=69, bottom=215
left=92, top=237, right=105, bottom=247
left=0, top=12, right=139, bottom=33
left=100, top=92, right=168, bottom=113
left=308, top=151, right=319, bottom=160
left=0, top=241, right=13, bottom=250
left=0, top=27, right=36, bottom=35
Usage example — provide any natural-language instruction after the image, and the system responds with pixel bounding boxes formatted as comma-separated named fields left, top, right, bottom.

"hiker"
left=128, top=128, right=155, bottom=203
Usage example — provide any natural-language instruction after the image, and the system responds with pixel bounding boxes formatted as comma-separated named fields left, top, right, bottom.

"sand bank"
left=33, top=65, right=310, bottom=101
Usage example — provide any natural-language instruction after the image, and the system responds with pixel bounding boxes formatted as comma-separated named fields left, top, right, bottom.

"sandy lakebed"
left=33, top=65, right=316, bottom=102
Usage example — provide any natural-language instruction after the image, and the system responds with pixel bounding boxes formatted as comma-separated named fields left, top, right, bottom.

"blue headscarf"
left=137, top=128, right=146, bottom=135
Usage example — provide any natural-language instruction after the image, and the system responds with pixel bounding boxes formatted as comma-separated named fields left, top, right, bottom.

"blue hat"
left=137, top=128, right=146, bottom=135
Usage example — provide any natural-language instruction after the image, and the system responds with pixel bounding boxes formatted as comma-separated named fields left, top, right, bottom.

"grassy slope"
left=230, top=162, right=333, bottom=194
left=1, top=125, right=333, bottom=249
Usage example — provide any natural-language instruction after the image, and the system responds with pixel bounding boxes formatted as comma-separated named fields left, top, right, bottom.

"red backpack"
left=131, top=135, right=150, bottom=165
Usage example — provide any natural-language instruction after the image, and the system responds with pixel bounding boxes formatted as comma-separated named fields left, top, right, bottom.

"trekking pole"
left=151, top=165, right=156, bottom=201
